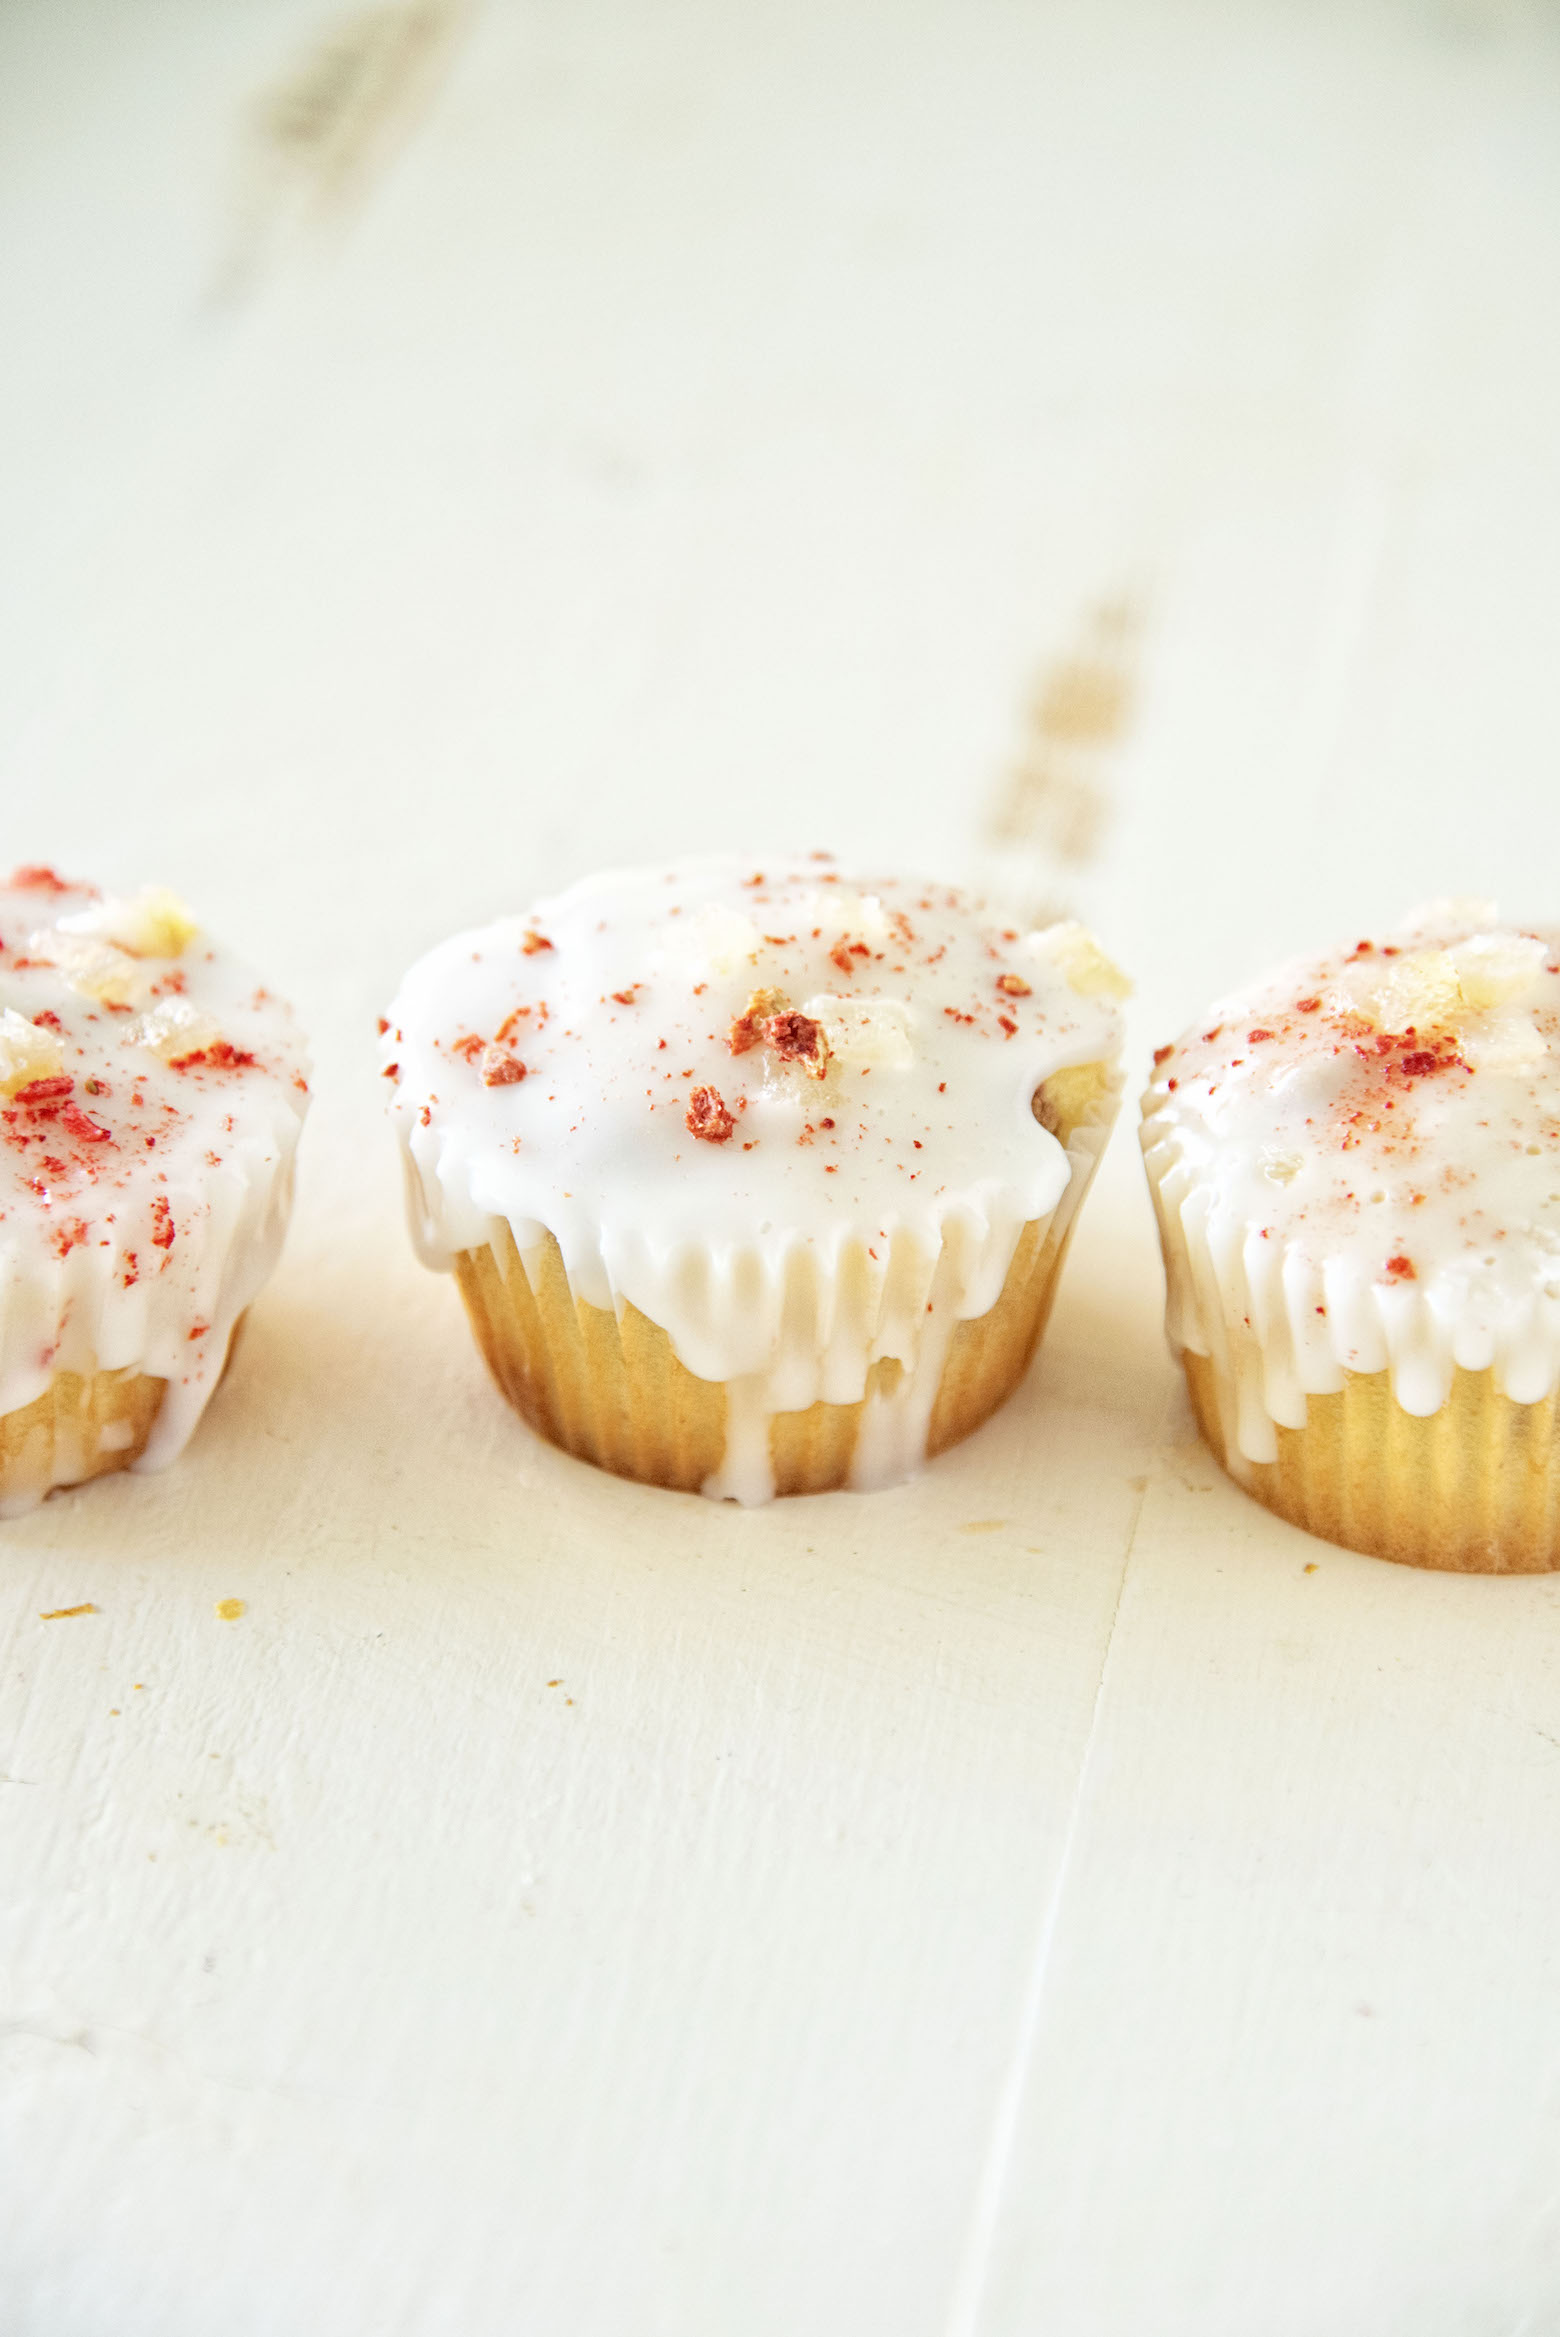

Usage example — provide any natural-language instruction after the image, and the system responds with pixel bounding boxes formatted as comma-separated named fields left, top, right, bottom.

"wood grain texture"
left=2, top=1, right=1560, bottom=2331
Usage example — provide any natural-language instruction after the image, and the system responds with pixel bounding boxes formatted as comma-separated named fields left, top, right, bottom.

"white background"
left=4, top=1, right=1560, bottom=2330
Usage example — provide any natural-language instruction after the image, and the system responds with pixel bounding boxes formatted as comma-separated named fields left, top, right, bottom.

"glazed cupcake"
left=1142, top=902, right=1560, bottom=1571
left=0, top=866, right=309, bottom=1517
left=383, top=855, right=1127, bottom=1502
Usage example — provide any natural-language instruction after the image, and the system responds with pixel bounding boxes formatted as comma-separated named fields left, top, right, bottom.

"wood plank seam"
left=939, top=1412, right=1167, bottom=2337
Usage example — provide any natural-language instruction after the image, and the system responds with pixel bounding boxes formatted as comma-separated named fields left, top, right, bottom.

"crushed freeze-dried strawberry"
left=60, top=1104, right=111, bottom=1143
left=686, top=1085, right=735, bottom=1142
left=728, top=987, right=787, bottom=1055
left=169, top=1042, right=256, bottom=1071
left=765, top=1009, right=830, bottom=1080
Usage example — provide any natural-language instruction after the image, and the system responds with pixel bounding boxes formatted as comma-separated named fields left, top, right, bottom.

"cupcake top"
left=385, top=856, right=1126, bottom=1380
left=1143, top=900, right=1560, bottom=1412
left=0, top=865, right=310, bottom=1455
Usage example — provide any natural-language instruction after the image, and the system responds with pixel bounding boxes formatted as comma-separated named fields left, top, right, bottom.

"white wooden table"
left=5, top=3, right=1560, bottom=2329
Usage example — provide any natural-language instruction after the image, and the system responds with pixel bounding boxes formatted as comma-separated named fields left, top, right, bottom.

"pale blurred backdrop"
left=3, top=4, right=1560, bottom=2333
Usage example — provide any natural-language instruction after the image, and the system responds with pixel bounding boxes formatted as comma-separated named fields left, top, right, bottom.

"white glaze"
left=0, top=868, right=310, bottom=1515
left=1141, top=903, right=1560, bottom=1471
left=384, top=856, right=1125, bottom=1501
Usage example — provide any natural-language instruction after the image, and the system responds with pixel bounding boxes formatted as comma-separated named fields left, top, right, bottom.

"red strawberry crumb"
left=169, top=1042, right=256, bottom=1071
left=729, top=987, right=787, bottom=1056
left=61, top=1105, right=111, bottom=1143
left=765, top=1010, right=830, bottom=1080
left=686, top=1085, right=735, bottom=1143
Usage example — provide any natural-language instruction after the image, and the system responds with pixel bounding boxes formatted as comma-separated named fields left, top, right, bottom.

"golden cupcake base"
left=454, top=1064, right=1115, bottom=1498
left=0, top=1315, right=246, bottom=1517
left=0, top=1366, right=166, bottom=1517
left=1183, top=1347, right=1560, bottom=1574
left=456, top=1206, right=1080, bottom=1497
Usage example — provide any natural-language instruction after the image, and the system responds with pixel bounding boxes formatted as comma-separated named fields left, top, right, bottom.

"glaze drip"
left=0, top=868, right=310, bottom=1513
left=1142, top=902, right=1560, bottom=1469
left=385, top=856, right=1125, bottom=1500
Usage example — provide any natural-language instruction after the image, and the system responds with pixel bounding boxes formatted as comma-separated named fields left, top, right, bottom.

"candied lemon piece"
left=26, top=929, right=155, bottom=1010
left=802, top=994, right=914, bottom=1072
left=1355, top=935, right=1546, bottom=1035
left=1366, top=950, right=1464, bottom=1035
left=133, top=998, right=224, bottom=1061
left=1449, top=933, right=1547, bottom=1012
left=56, top=886, right=198, bottom=960
left=1261, top=1146, right=1306, bottom=1185
left=1024, top=920, right=1131, bottom=1000
left=0, top=1008, right=66, bottom=1095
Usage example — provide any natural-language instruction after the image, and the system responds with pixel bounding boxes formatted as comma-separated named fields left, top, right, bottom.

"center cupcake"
left=383, top=856, right=1126, bottom=1502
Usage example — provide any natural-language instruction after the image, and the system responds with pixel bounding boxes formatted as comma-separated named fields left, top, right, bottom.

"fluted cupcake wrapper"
left=1181, top=1350, right=1560, bottom=1573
